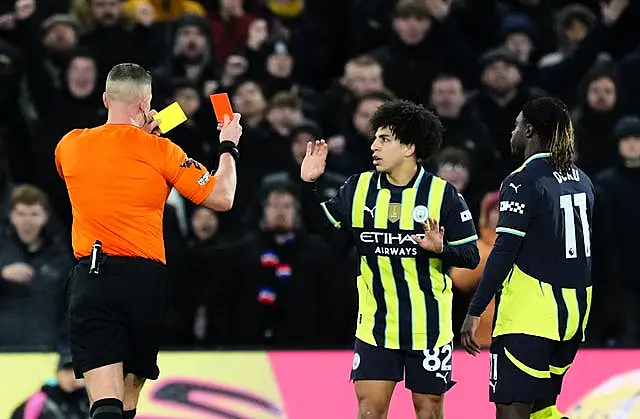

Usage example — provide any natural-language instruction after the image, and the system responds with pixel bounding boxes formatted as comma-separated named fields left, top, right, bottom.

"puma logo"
left=436, top=372, right=449, bottom=384
left=509, top=183, right=521, bottom=193
left=364, top=206, right=376, bottom=218
left=489, top=381, right=496, bottom=392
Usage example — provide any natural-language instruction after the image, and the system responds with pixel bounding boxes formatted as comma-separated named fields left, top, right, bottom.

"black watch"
left=219, top=140, right=239, bottom=162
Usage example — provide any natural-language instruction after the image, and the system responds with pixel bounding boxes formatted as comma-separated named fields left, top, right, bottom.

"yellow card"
left=153, top=102, right=187, bottom=134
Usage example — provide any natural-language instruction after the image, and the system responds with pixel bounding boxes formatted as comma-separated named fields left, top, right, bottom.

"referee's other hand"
left=142, top=110, right=161, bottom=136
left=219, top=113, right=242, bottom=145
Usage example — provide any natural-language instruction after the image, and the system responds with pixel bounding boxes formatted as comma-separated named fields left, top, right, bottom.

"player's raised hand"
left=460, top=314, right=481, bottom=356
left=411, top=217, right=444, bottom=253
left=301, top=139, right=328, bottom=182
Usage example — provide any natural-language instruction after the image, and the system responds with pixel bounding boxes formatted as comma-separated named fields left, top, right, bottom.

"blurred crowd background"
left=0, top=0, right=639, bottom=357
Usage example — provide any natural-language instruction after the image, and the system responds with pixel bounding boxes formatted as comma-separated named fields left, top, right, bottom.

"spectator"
left=501, top=12, right=539, bottom=67
left=257, top=38, right=297, bottom=99
left=10, top=351, right=90, bottom=419
left=208, top=0, right=255, bottom=68
left=315, top=55, right=386, bottom=137
left=434, top=147, right=484, bottom=223
left=499, top=0, right=556, bottom=53
left=231, top=79, right=267, bottom=128
left=74, top=0, right=157, bottom=83
left=230, top=186, right=338, bottom=347
left=573, top=64, right=620, bottom=175
left=467, top=48, right=543, bottom=171
left=0, top=140, right=13, bottom=224
left=263, top=91, right=305, bottom=173
left=429, top=73, right=503, bottom=191
left=592, top=116, right=640, bottom=347
left=0, top=185, right=73, bottom=349
left=154, top=13, right=216, bottom=102
left=259, top=120, right=346, bottom=228
left=241, top=18, right=269, bottom=75
left=0, top=36, right=36, bottom=185
left=617, top=40, right=640, bottom=116
left=326, top=91, right=394, bottom=175
left=538, top=4, right=596, bottom=68
left=14, top=8, right=79, bottom=94
left=167, top=207, right=241, bottom=346
left=256, top=0, right=331, bottom=88
left=219, top=80, right=272, bottom=234
left=370, top=0, right=476, bottom=105
left=162, top=81, right=218, bottom=169
left=216, top=53, right=249, bottom=93
left=30, top=49, right=103, bottom=233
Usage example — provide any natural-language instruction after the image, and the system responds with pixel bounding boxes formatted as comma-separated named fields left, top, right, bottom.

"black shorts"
left=489, top=334, right=580, bottom=404
left=68, top=256, right=168, bottom=380
left=350, top=338, right=456, bottom=395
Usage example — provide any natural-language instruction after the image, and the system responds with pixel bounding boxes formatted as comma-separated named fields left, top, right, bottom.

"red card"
left=210, top=93, right=233, bottom=123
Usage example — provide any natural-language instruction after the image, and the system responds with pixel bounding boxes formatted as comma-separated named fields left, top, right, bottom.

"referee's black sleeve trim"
left=468, top=232, right=523, bottom=317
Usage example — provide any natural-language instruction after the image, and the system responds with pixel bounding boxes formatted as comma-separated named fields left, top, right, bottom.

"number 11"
left=559, top=193, right=591, bottom=259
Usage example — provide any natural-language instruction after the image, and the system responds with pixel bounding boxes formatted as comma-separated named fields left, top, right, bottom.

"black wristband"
left=219, top=140, right=239, bottom=162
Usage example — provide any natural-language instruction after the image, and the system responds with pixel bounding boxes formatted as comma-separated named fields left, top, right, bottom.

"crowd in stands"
left=0, top=0, right=639, bottom=352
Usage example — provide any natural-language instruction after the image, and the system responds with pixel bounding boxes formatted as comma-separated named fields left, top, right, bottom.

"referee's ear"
left=103, top=92, right=109, bottom=109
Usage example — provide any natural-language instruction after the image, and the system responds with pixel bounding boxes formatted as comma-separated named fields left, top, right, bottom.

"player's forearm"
left=468, top=233, right=522, bottom=316
left=205, top=154, right=237, bottom=211
left=439, top=242, right=480, bottom=269
left=301, top=181, right=333, bottom=233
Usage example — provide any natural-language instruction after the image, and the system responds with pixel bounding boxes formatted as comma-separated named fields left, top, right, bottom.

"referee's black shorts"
left=68, top=255, right=168, bottom=380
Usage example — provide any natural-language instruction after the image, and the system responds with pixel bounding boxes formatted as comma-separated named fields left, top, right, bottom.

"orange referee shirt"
left=55, top=124, right=216, bottom=264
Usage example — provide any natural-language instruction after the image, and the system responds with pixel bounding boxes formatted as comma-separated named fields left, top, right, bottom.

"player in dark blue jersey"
left=461, top=97, right=594, bottom=419
left=301, top=100, right=480, bottom=418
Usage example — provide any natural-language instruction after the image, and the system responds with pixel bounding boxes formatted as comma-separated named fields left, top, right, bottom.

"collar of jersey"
left=377, top=166, right=425, bottom=189
left=523, top=152, right=551, bottom=166
left=510, top=152, right=551, bottom=175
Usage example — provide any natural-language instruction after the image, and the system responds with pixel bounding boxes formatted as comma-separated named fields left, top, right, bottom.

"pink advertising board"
left=2, top=350, right=640, bottom=418
left=270, top=349, right=640, bottom=418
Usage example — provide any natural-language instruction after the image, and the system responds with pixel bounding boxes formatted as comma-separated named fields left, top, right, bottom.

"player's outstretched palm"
left=411, top=217, right=444, bottom=253
left=301, top=140, right=327, bottom=182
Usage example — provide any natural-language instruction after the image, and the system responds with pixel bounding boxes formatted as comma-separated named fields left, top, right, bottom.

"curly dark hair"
left=370, top=99, right=444, bottom=161
left=522, top=97, right=575, bottom=174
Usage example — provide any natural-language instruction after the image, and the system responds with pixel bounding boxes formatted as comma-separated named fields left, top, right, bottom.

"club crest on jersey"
left=412, top=205, right=428, bottom=223
left=388, top=203, right=401, bottom=223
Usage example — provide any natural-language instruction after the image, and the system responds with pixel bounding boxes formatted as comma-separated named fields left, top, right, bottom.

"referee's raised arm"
left=199, top=113, right=241, bottom=211
left=55, top=62, right=242, bottom=419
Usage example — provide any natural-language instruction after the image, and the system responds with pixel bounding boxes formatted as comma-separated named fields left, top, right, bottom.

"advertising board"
left=1, top=350, right=638, bottom=418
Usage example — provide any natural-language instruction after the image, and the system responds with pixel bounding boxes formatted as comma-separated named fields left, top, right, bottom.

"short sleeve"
left=441, top=184, right=479, bottom=246
left=54, top=143, right=63, bottom=179
left=158, top=138, right=215, bottom=205
left=320, top=175, right=355, bottom=230
left=495, top=173, right=538, bottom=237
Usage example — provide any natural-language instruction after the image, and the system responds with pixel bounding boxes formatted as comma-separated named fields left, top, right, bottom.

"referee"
left=55, top=63, right=242, bottom=419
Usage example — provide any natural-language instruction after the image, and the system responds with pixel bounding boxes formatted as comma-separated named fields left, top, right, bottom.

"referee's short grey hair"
left=105, top=63, right=152, bottom=103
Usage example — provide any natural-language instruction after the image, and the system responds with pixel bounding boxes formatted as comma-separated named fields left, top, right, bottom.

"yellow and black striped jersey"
left=470, top=153, right=595, bottom=342
left=321, top=166, right=479, bottom=350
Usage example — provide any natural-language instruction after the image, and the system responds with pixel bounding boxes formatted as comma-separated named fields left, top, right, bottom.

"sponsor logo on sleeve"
left=181, top=158, right=202, bottom=170
left=198, top=172, right=210, bottom=186
left=500, top=201, right=525, bottom=214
